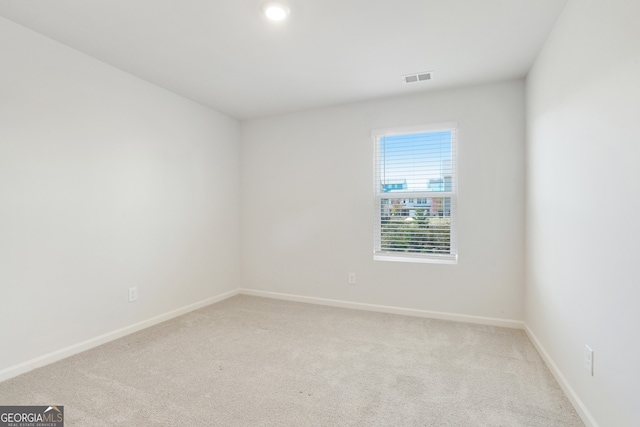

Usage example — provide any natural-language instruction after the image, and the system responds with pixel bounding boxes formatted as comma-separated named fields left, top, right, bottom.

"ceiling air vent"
left=403, top=71, right=433, bottom=84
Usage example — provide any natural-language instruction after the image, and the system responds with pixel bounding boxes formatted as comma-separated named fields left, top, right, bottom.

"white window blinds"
left=373, top=124, right=458, bottom=263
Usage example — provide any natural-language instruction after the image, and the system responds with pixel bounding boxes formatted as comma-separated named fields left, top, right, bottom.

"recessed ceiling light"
left=262, top=2, right=290, bottom=22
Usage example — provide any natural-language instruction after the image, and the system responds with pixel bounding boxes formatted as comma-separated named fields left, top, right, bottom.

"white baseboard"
left=524, top=324, right=599, bottom=427
left=0, top=288, right=239, bottom=383
left=239, top=288, right=524, bottom=329
left=0, top=285, right=597, bottom=427
left=241, top=289, right=598, bottom=425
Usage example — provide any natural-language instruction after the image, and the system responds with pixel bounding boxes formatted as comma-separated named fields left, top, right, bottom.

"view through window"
left=373, top=124, right=457, bottom=263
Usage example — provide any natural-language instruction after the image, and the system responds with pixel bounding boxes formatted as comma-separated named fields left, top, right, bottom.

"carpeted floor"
left=0, top=295, right=583, bottom=426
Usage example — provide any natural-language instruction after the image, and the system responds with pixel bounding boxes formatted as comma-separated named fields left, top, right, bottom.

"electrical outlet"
left=128, top=287, right=138, bottom=303
left=348, top=273, right=356, bottom=285
left=584, top=345, right=594, bottom=376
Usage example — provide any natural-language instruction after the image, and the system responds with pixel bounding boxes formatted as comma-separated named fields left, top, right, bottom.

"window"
left=373, top=123, right=457, bottom=263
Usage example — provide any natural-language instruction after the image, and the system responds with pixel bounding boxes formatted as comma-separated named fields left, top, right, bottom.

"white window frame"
left=372, top=122, right=458, bottom=264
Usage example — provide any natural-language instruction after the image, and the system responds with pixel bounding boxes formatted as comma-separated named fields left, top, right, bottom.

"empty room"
left=0, top=0, right=638, bottom=426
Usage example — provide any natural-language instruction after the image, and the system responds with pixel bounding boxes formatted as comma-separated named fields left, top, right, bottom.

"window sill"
left=374, top=253, right=458, bottom=265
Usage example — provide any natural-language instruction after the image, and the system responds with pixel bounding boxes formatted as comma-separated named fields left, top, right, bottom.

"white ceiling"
left=0, top=0, right=566, bottom=120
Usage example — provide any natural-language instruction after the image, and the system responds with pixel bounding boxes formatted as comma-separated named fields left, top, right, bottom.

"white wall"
left=241, top=80, right=526, bottom=321
left=0, top=17, right=240, bottom=374
left=525, top=0, right=640, bottom=426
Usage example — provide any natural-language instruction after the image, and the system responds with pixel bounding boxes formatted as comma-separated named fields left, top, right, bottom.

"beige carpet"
left=0, top=295, right=583, bottom=426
